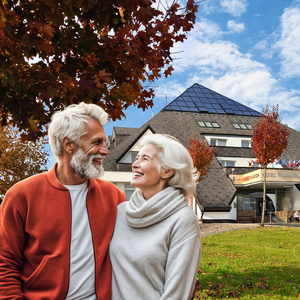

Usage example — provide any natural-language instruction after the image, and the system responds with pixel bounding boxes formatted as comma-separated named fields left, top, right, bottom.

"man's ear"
left=61, top=137, right=77, bottom=154
left=161, top=168, right=175, bottom=179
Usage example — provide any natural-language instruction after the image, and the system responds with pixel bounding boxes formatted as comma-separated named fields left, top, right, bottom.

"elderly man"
left=0, top=103, right=125, bottom=299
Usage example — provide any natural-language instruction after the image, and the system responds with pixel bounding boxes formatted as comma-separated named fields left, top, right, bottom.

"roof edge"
left=116, top=124, right=156, bottom=163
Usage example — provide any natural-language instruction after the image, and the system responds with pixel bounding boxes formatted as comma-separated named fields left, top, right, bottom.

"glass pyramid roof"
left=163, top=83, right=260, bottom=116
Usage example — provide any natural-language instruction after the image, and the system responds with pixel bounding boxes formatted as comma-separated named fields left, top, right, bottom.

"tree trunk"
left=261, top=166, right=267, bottom=226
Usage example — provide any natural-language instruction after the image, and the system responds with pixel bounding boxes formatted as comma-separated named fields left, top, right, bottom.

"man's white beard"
left=70, top=147, right=105, bottom=179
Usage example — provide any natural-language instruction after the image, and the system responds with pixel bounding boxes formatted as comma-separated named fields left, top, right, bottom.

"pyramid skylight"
left=163, top=83, right=260, bottom=116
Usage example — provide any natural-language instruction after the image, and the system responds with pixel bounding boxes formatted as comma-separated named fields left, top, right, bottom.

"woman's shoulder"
left=170, top=205, right=199, bottom=230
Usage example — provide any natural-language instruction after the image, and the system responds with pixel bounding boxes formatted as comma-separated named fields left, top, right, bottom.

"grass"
left=194, top=226, right=300, bottom=299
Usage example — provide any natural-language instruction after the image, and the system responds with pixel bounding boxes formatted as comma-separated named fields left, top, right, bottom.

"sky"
left=47, top=0, right=300, bottom=168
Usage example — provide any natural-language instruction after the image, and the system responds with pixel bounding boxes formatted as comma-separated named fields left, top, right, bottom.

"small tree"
left=251, top=105, right=290, bottom=226
left=0, top=125, right=48, bottom=203
left=187, top=132, right=215, bottom=219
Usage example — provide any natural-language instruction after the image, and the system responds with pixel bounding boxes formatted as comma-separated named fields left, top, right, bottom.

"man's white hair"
left=140, top=134, right=198, bottom=202
left=48, top=102, right=108, bottom=160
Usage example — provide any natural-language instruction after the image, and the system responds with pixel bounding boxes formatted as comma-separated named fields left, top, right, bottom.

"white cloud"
left=188, top=18, right=222, bottom=41
left=220, top=0, right=248, bottom=17
left=227, top=20, right=245, bottom=33
left=276, top=5, right=300, bottom=78
left=172, top=39, right=264, bottom=74
left=254, top=40, right=267, bottom=50
left=200, top=0, right=217, bottom=15
left=155, top=82, right=186, bottom=99
left=193, top=70, right=276, bottom=110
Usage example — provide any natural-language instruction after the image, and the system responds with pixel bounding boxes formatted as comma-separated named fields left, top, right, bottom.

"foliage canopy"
left=0, top=0, right=198, bottom=140
left=251, top=105, right=289, bottom=166
left=0, top=125, right=48, bottom=203
left=187, top=132, right=214, bottom=182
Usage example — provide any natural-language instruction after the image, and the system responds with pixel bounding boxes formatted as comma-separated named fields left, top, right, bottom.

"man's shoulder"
left=9, top=172, right=48, bottom=190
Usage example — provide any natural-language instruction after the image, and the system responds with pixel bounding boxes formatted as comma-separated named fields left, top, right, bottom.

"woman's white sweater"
left=109, top=187, right=201, bottom=300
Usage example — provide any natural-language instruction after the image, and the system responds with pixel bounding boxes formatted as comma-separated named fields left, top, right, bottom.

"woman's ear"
left=161, top=168, right=175, bottom=179
left=61, top=137, right=77, bottom=154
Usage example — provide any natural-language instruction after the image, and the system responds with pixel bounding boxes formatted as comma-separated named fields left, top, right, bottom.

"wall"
left=217, top=156, right=253, bottom=167
left=203, top=211, right=234, bottom=221
left=285, top=185, right=300, bottom=210
left=204, top=134, right=251, bottom=147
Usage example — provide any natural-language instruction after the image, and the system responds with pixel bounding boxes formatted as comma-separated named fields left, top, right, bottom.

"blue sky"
left=47, top=0, right=300, bottom=168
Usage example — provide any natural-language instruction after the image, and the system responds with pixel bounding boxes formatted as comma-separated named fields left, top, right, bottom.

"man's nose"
left=100, top=144, right=109, bottom=156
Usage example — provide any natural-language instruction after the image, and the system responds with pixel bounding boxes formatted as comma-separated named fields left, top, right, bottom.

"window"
left=221, top=161, right=235, bottom=167
left=232, top=123, right=252, bottom=130
left=241, top=140, right=251, bottom=148
left=124, top=183, right=135, bottom=201
left=211, top=122, right=220, bottom=128
left=211, top=139, right=226, bottom=146
left=131, top=152, right=138, bottom=163
left=198, top=121, right=220, bottom=128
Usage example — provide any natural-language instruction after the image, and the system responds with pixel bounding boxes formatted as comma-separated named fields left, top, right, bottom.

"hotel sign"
left=231, top=169, right=300, bottom=185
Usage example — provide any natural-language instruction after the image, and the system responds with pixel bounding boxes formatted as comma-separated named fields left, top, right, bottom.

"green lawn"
left=194, top=226, right=300, bottom=299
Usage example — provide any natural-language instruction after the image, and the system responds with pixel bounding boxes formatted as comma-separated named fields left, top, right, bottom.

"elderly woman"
left=109, top=134, right=201, bottom=300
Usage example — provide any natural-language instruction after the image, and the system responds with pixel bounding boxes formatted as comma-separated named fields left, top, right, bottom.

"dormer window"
left=232, top=123, right=252, bottom=130
left=211, top=139, right=226, bottom=146
left=241, top=140, right=251, bottom=148
left=198, top=121, right=220, bottom=128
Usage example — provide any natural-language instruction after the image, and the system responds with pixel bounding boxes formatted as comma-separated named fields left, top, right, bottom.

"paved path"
left=199, top=222, right=300, bottom=237
left=199, top=223, right=259, bottom=237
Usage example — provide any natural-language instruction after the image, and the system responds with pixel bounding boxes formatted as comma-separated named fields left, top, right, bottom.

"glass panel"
left=206, top=94, right=215, bottom=99
left=241, top=140, right=250, bottom=147
left=211, top=139, right=217, bottom=146
left=239, top=124, right=247, bottom=129
left=211, top=122, right=220, bottom=128
left=198, top=121, right=206, bottom=127
left=204, top=104, right=213, bottom=108
left=131, top=153, right=137, bottom=162
left=246, top=124, right=252, bottom=129
left=243, top=197, right=251, bottom=210
left=207, top=108, right=217, bottom=113
left=233, top=123, right=240, bottom=129
left=218, top=139, right=226, bottom=146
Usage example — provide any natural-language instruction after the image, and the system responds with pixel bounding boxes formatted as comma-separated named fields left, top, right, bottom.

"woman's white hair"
left=140, top=134, right=198, bottom=202
left=48, top=102, right=108, bottom=160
